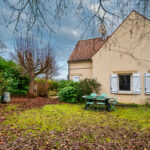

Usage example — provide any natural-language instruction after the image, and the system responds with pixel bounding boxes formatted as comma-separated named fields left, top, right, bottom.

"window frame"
left=73, top=76, right=80, bottom=82
left=118, top=74, right=133, bottom=94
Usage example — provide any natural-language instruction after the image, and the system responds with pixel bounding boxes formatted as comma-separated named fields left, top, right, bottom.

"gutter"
left=67, top=59, right=92, bottom=63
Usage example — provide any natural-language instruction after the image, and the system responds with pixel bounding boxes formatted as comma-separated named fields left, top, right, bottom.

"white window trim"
left=73, top=76, right=80, bottom=82
left=110, top=73, right=141, bottom=95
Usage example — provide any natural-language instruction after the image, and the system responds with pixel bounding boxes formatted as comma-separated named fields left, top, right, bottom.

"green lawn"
left=0, top=104, right=150, bottom=149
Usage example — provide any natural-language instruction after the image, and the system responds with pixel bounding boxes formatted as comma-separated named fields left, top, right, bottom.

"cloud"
left=72, top=30, right=79, bottom=37
left=0, top=1, right=104, bottom=79
left=58, top=26, right=80, bottom=39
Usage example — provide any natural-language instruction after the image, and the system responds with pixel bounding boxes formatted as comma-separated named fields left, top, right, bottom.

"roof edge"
left=68, top=59, right=92, bottom=63
left=67, top=37, right=108, bottom=62
left=92, top=9, right=150, bottom=58
left=132, top=10, right=150, bottom=21
left=77, top=37, right=105, bottom=42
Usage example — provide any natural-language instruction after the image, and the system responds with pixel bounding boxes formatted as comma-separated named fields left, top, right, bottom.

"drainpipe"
left=67, top=62, right=70, bottom=80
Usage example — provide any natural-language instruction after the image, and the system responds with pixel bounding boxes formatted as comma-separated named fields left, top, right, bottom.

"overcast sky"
left=0, top=1, right=92, bottom=80
left=0, top=1, right=143, bottom=80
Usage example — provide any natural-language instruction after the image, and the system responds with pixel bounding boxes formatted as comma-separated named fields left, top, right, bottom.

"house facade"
left=68, top=11, right=150, bottom=104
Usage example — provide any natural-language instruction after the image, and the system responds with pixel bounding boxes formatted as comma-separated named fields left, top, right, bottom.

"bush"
left=78, top=78, right=102, bottom=96
left=58, top=80, right=80, bottom=103
left=50, top=81, right=58, bottom=91
left=58, top=86, right=80, bottom=103
left=35, top=79, right=50, bottom=97
left=0, top=57, right=29, bottom=95
left=35, top=78, right=58, bottom=97
left=58, top=80, right=79, bottom=91
left=0, top=74, right=9, bottom=95
left=58, top=78, right=101, bottom=103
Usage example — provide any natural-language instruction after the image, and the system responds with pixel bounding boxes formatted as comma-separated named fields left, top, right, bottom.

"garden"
left=0, top=103, right=150, bottom=149
left=0, top=57, right=150, bottom=149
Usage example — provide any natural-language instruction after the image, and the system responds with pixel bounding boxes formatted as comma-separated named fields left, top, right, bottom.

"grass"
left=1, top=104, right=150, bottom=149
left=3, top=104, right=106, bottom=133
left=4, top=105, right=19, bottom=112
left=112, top=106, right=150, bottom=130
left=2, top=104, right=150, bottom=133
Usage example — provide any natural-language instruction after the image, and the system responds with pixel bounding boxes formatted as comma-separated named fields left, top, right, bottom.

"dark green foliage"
left=0, top=74, right=9, bottom=95
left=58, top=80, right=79, bottom=91
left=58, top=80, right=80, bottom=103
left=58, top=79, right=101, bottom=103
left=78, top=78, right=102, bottom=96
left=58, top=86, right=80, bottom=103
left=0, top=57, right=29, bottom=95
left=50, top=81, right=58, bottom=91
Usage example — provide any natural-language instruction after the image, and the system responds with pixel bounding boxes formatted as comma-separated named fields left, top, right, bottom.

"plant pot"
left=3, top=92, right=11, bottom=103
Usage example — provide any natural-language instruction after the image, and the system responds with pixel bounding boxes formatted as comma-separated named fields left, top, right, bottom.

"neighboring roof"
left=68, top=37, right=109, bottom=62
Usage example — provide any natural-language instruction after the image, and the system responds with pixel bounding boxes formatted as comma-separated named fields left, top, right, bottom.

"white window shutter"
left=110, top=74, right=118, bottom=93
left=132, top=73, right=141, bottom=94
left=144, top=73, right=150, bottom=94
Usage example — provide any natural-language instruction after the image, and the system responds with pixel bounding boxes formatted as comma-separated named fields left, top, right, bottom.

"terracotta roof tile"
left=68, top=37, right=109, bottom=62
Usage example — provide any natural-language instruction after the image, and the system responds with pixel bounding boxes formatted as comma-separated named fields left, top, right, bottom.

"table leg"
left=105, top=99, right=111, bottom=112
left=85, top=104, right=89, bottom=110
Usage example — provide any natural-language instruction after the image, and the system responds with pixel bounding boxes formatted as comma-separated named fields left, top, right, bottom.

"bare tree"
left=2, top=0, right=150, bottom=36
left=44, top=44, right=59, bottom=81
left=0, top=40, right=7, bottom=53
left=2, top=0, right=74, bottom=33
left=13, top=36, right=58, bottom=96
left=2, top=0, right=150, bottom=67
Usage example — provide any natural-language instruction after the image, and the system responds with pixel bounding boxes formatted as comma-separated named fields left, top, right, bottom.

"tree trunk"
left=29, top=77, right=35, bottom=97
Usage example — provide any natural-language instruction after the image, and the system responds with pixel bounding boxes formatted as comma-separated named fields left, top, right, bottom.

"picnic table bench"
left=83, top=93, right=117, bottom=112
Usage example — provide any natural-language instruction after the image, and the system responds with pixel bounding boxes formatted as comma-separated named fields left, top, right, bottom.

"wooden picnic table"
left=84, top=95, right=114, bottom=112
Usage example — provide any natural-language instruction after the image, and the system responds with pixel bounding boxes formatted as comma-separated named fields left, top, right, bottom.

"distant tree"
left=13, top=36, right=58, bottom=96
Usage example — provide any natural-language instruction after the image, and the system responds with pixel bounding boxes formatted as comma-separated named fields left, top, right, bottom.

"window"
left=110, top=73, right=141, bottom=94
left=118, top=75, right=131, bottom=91
left=73, top=76, right=80, bottom=82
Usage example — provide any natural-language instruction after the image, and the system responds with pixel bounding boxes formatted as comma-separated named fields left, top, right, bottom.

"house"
left=68, top=10, right=150, bottom=104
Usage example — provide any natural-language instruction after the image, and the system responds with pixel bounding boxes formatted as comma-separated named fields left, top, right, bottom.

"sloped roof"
left=68, top=10, right=150, bottom=63
left=68, top=37, right=109, bottom=62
